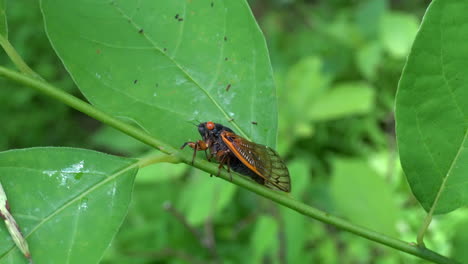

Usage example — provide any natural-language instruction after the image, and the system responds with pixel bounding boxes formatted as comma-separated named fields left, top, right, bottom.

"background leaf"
left=90, top=126, right=149, bottom=156
left=0, top=148, right=137, bottom=263
left=330, top=157, right=399, bottom=237
left=379, top=12, right=419, bottom=59
left=135, top=158, right=186, bottom=183
left=250, top=215, right=278, bottom=264
left=452, top=218, right=468, bottom=263
left=177, top=170, right=236, bottom=226
left=396, top=0, right=468, bottom=214
left=0, top=0, right=6, bottom=37
left=40, top=0, right=277, bottom=148
left=309, top=82, right=375, bottom=121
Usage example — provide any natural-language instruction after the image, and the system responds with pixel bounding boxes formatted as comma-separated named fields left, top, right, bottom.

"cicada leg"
left=216, top=150, right=233, bottom=182
left=180, top=140, right=209, bottom=165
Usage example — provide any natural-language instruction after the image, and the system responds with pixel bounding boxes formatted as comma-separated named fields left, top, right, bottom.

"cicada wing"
left=258, top=145, right=291, bottom=192
left=221, top=131, right=291, bottom=192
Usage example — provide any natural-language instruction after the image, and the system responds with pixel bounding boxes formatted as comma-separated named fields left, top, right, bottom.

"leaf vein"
left=1, top=162, right=139, bottom=258
left=109, top=3, right=251, bottom=140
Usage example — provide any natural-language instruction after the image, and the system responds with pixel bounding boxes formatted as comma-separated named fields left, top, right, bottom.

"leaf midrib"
left=0, top=161, right=139, bottom=259
left=427, top=129, right=467, bottom=214
left=110, top=2, right=251, bottom=140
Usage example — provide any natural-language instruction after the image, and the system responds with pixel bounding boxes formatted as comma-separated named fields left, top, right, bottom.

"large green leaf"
left=0, top=148, right=137, bottom=263
left=396, top=0, right=468, bottom=214
left=330, top=158, right=399, bottom=237
left=41, top=0, right=277, bottom=148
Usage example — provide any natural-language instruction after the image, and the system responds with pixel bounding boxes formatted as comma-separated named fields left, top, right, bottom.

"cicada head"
left=198, top=121, right=233, bottom=140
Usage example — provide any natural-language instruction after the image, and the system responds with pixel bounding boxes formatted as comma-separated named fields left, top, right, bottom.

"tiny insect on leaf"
left=181, top=121, right=291, bottom=192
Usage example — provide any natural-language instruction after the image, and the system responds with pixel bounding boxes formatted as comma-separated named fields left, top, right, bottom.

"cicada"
left=181, top=121, right=291, bottom=192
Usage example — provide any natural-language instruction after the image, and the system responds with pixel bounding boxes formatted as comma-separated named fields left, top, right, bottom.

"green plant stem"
left=137, top=154, right=180, bottom=168
left=417, top=213, right=432, bottom=247
left=0, top=66, right=175, bottom=154
left=0, top=66, right=460, bottom=264
left=0, top=35, right=41, bottom=79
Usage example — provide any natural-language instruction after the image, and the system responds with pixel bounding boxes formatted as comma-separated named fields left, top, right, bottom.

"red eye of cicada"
left=206, top=121, right=215, bottom=130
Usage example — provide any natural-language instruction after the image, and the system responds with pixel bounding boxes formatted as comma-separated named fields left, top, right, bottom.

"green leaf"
left=40, top=0, right=277, bottom=148
left=250, top=215, right=278, bottom=264
left=380, top=11, right=419, bottom=58
left=309, top=82, right=375, bottom=121
left=0, top=147, right=138, bottom=263
left=278, top=56, right=329, bottom=149
left=90, top=126, right=149, bottom=156
left=280, top=206, right=312, bottom=264
left=0, top=0, right=7, bottom=38
left=330, top=158, right=399, bottom=237
left=452, top=218, right=468, bottom=263
left=286, top=158, right=310, bottom=198
left=356, top=41, right=382, bottom=80
left=396, top=0, right=468, bottom=214
left=355, top=0, right=388, bottom=39
left=177, top=170, right=236, bottom=226
left=136, top=159, right=186, bottom=183
left=283, top=56, right=329, bottom=110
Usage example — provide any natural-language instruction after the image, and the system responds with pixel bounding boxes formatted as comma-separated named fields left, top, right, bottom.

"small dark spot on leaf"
left=224, top=36, right=227, bottom=41
left=134, top=79, right=138, bottom=84
left=138, top=29, right=144, bottom=34
left=178, top=18, right=184, bottom=22
left=226, top=84, right=231, bottom=91
left=225, top=57, right=228, bottom=61
left=175, top=14, right=179, bottom=19
left=163, top=48, right=167, bottom=52
left=156, top=83, right=159, bottom=87
left=96, top=49, right=101, bottom=54
left=211, top=2, right=214, bottom=7
left=251, top=121, right=258, bottom=125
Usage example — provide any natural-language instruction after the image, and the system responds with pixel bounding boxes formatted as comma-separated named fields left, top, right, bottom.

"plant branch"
left=0, top=66, right=175, bottom=155
left=0, top=35, right=41, bottom=79
left=0, top=67, right=460, bottom=264
left=137, top=154, right=180, bottom=168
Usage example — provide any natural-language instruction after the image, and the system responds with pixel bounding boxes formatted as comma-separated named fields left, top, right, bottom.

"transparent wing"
left=221, top=131, right=291, bottom=192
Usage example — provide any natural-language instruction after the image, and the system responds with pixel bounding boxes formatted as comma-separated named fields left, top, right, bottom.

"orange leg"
left=180, top=140, right=209, bottom=164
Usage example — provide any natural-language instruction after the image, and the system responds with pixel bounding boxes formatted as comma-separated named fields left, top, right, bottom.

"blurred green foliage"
left=0, top=1, right=99, bottom=151
left=2, top=0, right=467, bottom=263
